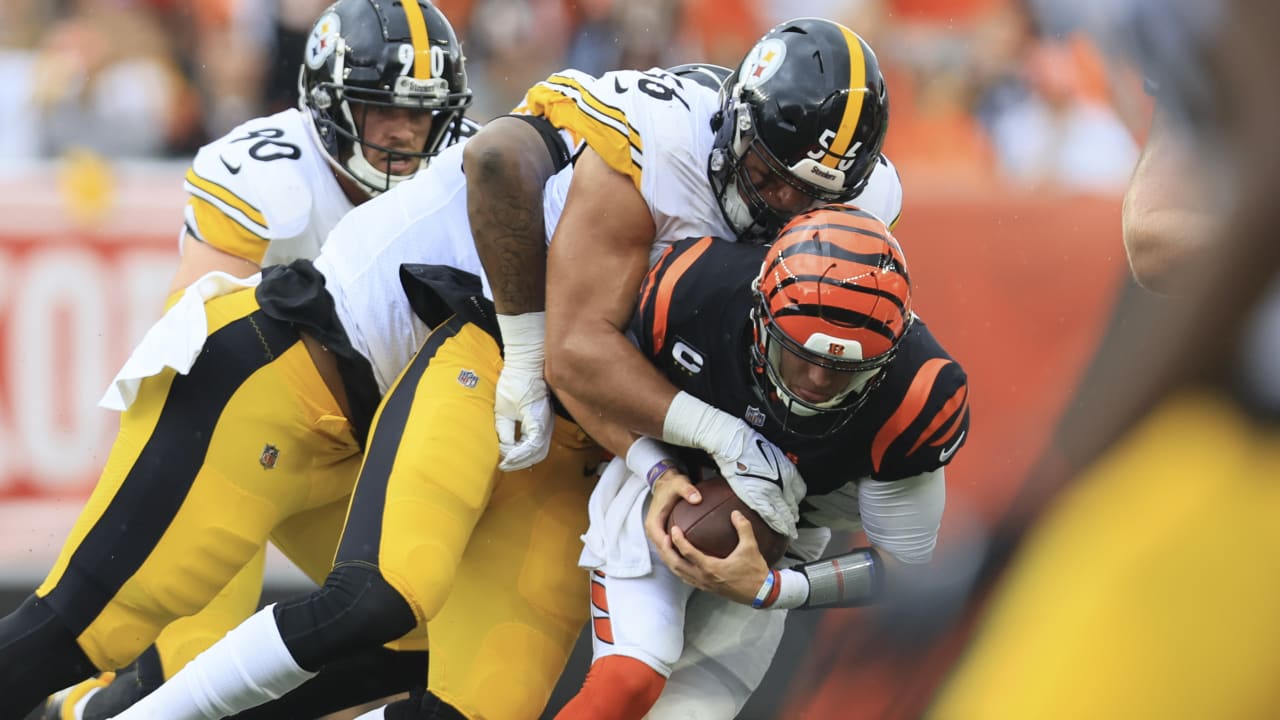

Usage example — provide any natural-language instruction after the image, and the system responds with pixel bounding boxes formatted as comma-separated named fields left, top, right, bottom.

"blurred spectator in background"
left=29, top=1, right=197, bottom=158
left=2, top=0, right=1144, bottom=194
left=260, top=0, right=333, bottom=114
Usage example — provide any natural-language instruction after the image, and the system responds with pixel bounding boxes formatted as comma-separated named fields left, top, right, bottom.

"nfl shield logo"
left=745, top=406, right=767, bottom=428
left=260, top=444, right=280, bottom=470
left=457, top=369, right=479, bottom=388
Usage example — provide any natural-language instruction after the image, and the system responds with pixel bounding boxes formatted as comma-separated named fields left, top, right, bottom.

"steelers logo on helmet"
left=749, top=204, right=912, bottom=436
left=299, top=0, right=472, bottom=196
left=740, top=38, right=787, bottom=89
left=709, top=18, right=889, bottom=244
left=306, top=12, right=341, bottom=70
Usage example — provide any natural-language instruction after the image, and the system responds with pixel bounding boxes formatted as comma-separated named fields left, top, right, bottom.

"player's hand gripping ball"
left=667, top=473, right=788, bottom=564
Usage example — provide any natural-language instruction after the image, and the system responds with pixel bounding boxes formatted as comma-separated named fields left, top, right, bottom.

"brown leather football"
left=667, top=473, right=788, bottom=565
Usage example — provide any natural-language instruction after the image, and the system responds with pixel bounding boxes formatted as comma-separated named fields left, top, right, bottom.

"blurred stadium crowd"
left=0, top=0, right=1141, bottom=193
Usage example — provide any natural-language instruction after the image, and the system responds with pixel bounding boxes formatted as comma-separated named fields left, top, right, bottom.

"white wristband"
left=625, top=437, right=677, bottom=489
left=495, top=312, right=546, bottom=364
left=770, top=568, right=810, bottom=610
left=661, top=391, right=745, bottom=455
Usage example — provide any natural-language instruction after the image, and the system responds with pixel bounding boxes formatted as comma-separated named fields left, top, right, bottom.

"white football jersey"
left=183, top=108, right=354, bottom=267
left=521, top=68, right=734, bottom=265
left=315, top=142, right=484, bottom=392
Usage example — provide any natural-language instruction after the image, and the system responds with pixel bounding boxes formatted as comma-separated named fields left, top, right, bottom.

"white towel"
left=99, top=271, right=262, bottom=412
left=578, top=456, right=652, bottom=578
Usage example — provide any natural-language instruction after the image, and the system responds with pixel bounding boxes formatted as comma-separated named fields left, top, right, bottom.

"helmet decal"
left=305, top=12, right=340, bottom=71
left=399, top=0, right=433, bottom=80
left=740, top=38, right=787, bottom=89
left=817, top=24, right=869, bottom=170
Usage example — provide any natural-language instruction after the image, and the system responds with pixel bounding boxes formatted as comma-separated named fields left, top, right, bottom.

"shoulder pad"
left=868, top=326, right=970, bottom=479
left=847, top=154, right=903, bottom=230
left=186, top=111, right=318, bottom=246
left=514, top=67, right=717, bottom=191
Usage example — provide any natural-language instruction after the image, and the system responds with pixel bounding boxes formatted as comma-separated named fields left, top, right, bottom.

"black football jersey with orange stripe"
left=632, top=237, right=970, bottom=496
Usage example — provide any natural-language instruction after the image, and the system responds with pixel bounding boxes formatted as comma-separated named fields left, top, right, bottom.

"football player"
left=557, top=205, right=967, bottom=718
left=475, top=17, right=899, bottom=531
left=107, top=20, right=904, bottom=720
left=1, top=1, right=472, bottom=718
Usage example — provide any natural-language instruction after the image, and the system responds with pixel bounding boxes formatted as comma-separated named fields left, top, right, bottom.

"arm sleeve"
left=858, top=468, right=946, bottom=564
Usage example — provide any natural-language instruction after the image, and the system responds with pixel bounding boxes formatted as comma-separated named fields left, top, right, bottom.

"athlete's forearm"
left=546, top=322, right=679, bottom=443
left=464, top=116, right=558, bottom=315
left=554, top=383, right=648, bottom=459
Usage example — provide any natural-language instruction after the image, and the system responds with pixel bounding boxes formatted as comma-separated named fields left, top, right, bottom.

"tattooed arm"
left=463, top=115, right=565, bottom=314
left=463, top=115, right=569, bottom=469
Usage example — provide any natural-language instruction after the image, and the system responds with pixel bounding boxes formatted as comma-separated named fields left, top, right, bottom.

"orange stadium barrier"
left=0, top=163, right=1130, bottom=713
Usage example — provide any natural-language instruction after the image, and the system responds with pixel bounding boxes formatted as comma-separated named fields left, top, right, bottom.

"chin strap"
left=345, top=151, right=417, bottom=195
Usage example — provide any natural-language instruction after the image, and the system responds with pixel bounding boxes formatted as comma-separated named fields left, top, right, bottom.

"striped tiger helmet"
left=710, top=18, right=889, bottom=243
left=299, top=0, right=471, bottom=195
left=751, top=204, right=912, bottom=432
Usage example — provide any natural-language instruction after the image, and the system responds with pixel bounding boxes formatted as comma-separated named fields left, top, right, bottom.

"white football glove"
left=494, top=312, right=554, bottom=471
left=662, top=391, right=805, bottom=538
left=714, top=426, right=805, bottom=539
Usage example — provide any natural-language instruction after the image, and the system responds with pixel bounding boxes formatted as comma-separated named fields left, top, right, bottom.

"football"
left=667, top=473, right=788, bottom=565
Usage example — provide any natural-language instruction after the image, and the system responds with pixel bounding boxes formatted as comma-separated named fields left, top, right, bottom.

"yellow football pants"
left=342, top=317, right=602, bottom=720
left=36, top=287, right=361, bottom=670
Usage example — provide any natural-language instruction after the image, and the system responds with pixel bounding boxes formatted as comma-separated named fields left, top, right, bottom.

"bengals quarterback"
left=560, top=204, right=968, bottom=718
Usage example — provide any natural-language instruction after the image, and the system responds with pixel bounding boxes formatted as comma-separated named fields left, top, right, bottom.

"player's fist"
left=495, top=313, right=553, bottom=471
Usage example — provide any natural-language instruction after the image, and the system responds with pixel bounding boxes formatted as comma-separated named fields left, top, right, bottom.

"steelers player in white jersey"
left=0, top=2, right=472, bottom=719
left=108, top=28, right=899, bottom=720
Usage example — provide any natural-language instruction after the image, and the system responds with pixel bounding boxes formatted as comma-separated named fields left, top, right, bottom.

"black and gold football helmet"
left=299, top=0, right=471, bottom=194
left=710, top=18, right=889, bottom=242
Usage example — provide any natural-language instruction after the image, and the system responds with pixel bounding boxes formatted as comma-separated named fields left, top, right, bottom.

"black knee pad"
left=418, top=690, right=468, bottom=720
left=80, top=646, right=163, bottom=720
left=274, top=563, right=418, bottom=670
left=0, top=594, right=96, bottom=718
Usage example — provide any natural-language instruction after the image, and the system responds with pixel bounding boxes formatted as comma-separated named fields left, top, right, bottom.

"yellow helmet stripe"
left=823, top=25, right=868, bottom=168
left=401, top=0, right=432, bottom=80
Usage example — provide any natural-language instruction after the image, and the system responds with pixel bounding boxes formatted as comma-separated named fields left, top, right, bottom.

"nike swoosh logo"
left=939, top=431, right=965, bottom=462
left=737, top=438, right=784, bottom=487
left=221, top=156, right=242, bottom=174
left=614, top=77, right=627, bottom=94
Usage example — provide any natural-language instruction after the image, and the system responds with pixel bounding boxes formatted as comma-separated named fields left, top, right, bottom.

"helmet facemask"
left=710, top=88, right=845, bottom=244
left=750, top=283, right=900, bottom=436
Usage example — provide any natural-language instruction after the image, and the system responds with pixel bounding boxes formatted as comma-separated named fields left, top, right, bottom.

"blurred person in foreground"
left=921, top=0, right=1280, bottom=715
left=4, top=1, right=474, bottom=718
